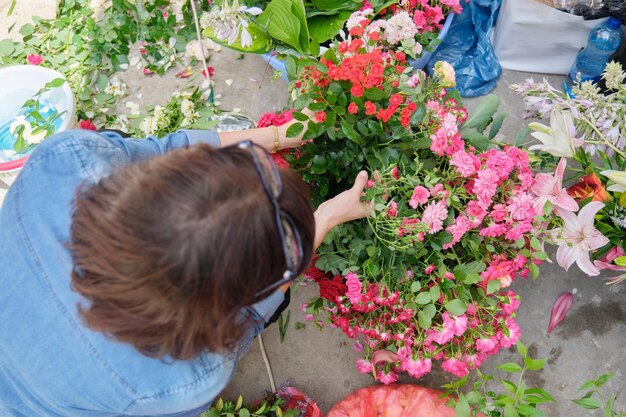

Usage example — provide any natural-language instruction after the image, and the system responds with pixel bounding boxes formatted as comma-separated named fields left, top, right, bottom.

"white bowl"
left=0, top=65, right=75, bottom=172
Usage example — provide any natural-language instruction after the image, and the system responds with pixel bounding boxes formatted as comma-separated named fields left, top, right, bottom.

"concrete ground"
left=1, top=1, right=625, bottom=415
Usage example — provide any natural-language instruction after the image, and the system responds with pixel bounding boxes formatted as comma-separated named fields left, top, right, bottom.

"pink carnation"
left=473, top=169, right=499, bottom=208
left=409, top=186, right=430, bottom=208
left=441, top=357, right=470, bottom=377
left=450, top=150, right=480, bottom=177
left=401, top=357, right=432, bottom=378
left=507, top=192, right=536, bottom=221
left=498, top=318, right=522, bottom=348
left=345, top=272, right=362, bottom=304
left=475, top=337, right=499, bottom=354
left=444, top=215, right=472, bottom=248
left=386, top=201, right=399, bottom=218
left=377, top=371, right=399, bottom=384
left=421, top=200, right=448, bottom=233
left=442, top=312, right=467, bottom=337
left=485, top=151, right=515, bottom=180
left=480, top=223, right=507, bottom=238
left=356, top=358, right=373, bottom=373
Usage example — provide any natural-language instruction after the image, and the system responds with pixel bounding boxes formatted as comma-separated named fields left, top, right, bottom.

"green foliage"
left=573, top=373, right=626, bottom=417
left=199, top=394, right=298, bottom=417
left=0, top=0, right=210, bottom=127
left=442, top=343, right=555, bottom=417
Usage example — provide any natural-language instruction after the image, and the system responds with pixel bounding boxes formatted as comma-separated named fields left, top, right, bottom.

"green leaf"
left=497, top=362, right=523, bottom=373
left=0, top=39, right=15, bottom=56
left=444, top=299, right=467, bottom=316
left=503, top=403, right=519, bottom=417
left=456, top=394, right=471, bottom=417
left=530, top=237, right=542, bottom=251
left=215, top=398, right=224, bottom=412
left=529, top=263, right=540, bottom=279
left=286, top=122, right=304, bottom=138
left=411, top=281, right=421, bottom=293
left=19, top=23, right=35, bottom=37
left=486, top=279, right=501, bottom=295
left=463, top=272, right=481, bottom=285
left=44, top=78, right=66, bottom=89
left=515, top=126, right=531, bottom=146
left=501, top=379, right=517, bottom=394
left=292, top=111, right=310, bottom=122
left=464, top=94, right=500, bottom=133
left=573, top=397, right=601, bottom=410
left=256, top=0, right=310, bottom=53
left=341, top=118, right=359, bottom=142
left=239, top=408, right=250, bottom=417
left=418, top=310, right=432, bottom=329
left=517, top=342, right=528, bottom=358
left=524, top=357, right=547, bottom=371
left=488, top=113, right=506, bottom=139
left=308, top=101, right=327, bottom=111
left=415, top=292, right=431, bottom=304
left=363, top=87, right=387, bottom=101
left=307, top=11, right=351, bottom=43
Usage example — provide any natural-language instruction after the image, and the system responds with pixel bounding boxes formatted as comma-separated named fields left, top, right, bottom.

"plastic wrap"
left=426, top=0, right=502, bottom=97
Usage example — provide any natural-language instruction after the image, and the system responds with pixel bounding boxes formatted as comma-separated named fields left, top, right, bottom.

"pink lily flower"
left=555, top=201, right=609, bottom=276
left=594, top=246, right=626, bottom=285
left=531, top=158, right=579, bottom=213
left=547, top=292, right=573, bottom=334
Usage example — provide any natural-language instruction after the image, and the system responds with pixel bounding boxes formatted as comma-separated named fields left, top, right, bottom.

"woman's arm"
left=312, top=171, right=371, bottom=250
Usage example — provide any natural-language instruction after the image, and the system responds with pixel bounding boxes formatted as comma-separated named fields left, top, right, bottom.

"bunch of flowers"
left=345, top=0, right=462, bottom=60
left=512, top=65, right=626, bottom=283
left=306, top=136, right=554, bottom=382
left=283, top=27, right=457, bottom=199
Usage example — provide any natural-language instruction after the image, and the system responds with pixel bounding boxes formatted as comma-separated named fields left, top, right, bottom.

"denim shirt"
left=0, top=130, right=284, bottom=417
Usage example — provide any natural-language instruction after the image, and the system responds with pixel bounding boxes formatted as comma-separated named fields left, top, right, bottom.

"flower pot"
left=0, top=65, right=75, bottom=173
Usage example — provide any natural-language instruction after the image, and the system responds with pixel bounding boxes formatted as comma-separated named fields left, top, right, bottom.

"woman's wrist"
left=313, top=202, right=337, bottom=249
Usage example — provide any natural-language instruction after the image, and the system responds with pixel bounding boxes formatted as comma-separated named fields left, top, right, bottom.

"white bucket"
left=0, top=64, right=75, bottom=174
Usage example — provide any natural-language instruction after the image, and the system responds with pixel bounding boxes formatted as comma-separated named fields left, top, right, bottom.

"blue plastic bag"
left=427, top=0, right=502, bottom=97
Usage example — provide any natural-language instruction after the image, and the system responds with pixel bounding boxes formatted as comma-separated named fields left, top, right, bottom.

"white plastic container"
left=0, top=65, right=75, bottom=173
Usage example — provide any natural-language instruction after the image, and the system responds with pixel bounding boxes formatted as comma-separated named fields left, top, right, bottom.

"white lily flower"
left=528, top=109, right=584, bottom=157
left=600, top=169, right=626, bottom=193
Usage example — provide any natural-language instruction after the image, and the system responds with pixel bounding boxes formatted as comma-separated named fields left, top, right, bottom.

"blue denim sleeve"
left=99, top=129, right=221, bottom=162
left=235, top=290, right=285, bottom=356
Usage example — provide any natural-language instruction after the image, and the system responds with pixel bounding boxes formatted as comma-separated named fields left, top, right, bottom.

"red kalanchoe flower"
left=395, top=51, right=406, bottom=61
left=79, top=119, right=97, bottom=131
left=389, top=94, right=403, bottom=106
left=27, top=54, right=43, bottom=65
left=547, top=292, right=573, bottom=334
left=365, top=101, right=377, bottom=115
left=315, top=111, right=327, bottom=123
left=369, top=31, right=381, bottom=41
left=350, top=83, right=364, bottom=97
left=348, top=102, right=359, bottom=114
left=349, top=26, right=365, bottom=37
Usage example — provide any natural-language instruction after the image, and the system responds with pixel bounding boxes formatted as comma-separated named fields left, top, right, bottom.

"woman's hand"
left=313, top=171, right=371, bottom=249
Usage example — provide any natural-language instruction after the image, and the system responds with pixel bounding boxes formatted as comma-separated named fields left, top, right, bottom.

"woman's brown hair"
left=70, top=143, right=315, bottom=359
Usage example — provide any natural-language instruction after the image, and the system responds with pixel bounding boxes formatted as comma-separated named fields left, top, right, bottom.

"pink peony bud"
left=547, top=292, right=573, bottom=334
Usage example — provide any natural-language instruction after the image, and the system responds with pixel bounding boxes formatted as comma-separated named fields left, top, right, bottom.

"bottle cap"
left=607, top=17, right=622, bottom=29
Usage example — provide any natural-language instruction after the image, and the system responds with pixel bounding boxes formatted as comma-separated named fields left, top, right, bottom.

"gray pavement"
left=2, top=2, right=625, bottom=414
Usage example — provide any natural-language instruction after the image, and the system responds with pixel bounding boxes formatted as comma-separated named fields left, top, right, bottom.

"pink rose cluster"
left=330, top=269, right=522, bottom=382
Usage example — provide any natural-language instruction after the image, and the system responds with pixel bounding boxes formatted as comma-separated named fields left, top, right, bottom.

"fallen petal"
left=371, top=350, right=399, bottom=367
left=201, top=67, right=215, bottom=78
left=175, top=68, right=193, bottom=78
left=547, top=292, right=573, bottom=334
left=225, top=78, right=234, bottom=87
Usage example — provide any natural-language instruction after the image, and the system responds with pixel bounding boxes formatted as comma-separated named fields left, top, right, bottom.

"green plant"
left=0, top=0, right=210, bottom=127
left=199, top=394, right=299, bottom=417
left=442, top=342, right=554, bottom=417
left=573, top=373, right=626, bottom=417
left=10, top=77, right=67, bottom=153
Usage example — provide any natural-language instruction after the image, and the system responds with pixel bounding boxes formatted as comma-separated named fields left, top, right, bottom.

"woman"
left=0, top=122, right=369, bottom=417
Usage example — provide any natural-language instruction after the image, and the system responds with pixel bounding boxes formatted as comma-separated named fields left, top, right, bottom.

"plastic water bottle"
left=566, top=17, right=623, bottom=88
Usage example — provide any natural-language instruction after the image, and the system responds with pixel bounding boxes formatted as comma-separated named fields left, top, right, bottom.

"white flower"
left=383, top=11, right=418, bottom=45
left=600, top=169, right=626, bottom=193
left=528, top=109, right=584, bottom=158
left=603, top=61, right=626, bottom=91
left=125, top=101, right=141, bottom=115
left=181, top=112, right=199, bottom=127
left=180, top=99, right=195, bottom=117
left=112, top=114, right=130, bottom=132
left=185, top=39, right=211, bottom=61
left=346, top=8, right=374, bottom=30
left=104, top=76, right=126, bottom=97
left=200, top=0, right=262, bottom=48
left=140, top=116, right=155, bottom=135
left=10, top=115, right=46, bottom=144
